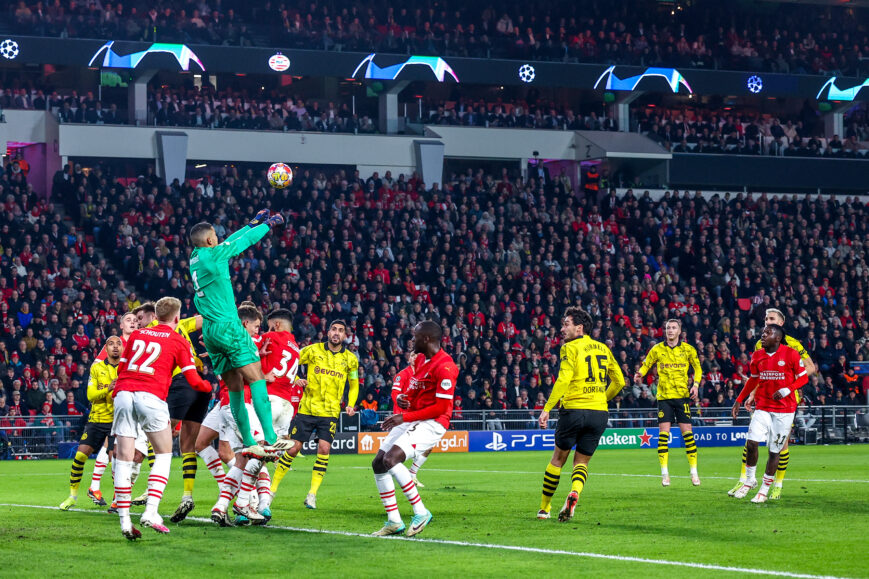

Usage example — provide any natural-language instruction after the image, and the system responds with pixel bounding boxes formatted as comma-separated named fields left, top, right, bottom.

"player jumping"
left=112, top=297, right=211, bottom=540
left=188, top=211, right=288, bottom=459
left=731, top=324, right=807, bottom=503
left=371, top=321, right=458, bottom=537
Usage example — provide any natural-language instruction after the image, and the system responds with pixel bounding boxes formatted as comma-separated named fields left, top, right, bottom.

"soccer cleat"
left=170, top=497, right=195, bottom=523
left=108, top=501, right=118, bottom=514
left=536, top=509, right=551, bottom=520
left=769, top=486, right=783, bottom=500
left=691, top=474, right=701, bottom=486
left=233, top=503, right=265, bottom=525
left=558, top=491, right=579, bottom=522
left=727, top=479, right=747, bottom=497
left=88, top=489, right=107, bottom=506
left=661, top=474, right=671, bottom=487
left=411, top=473, right=425, bottom=488
left=122, top=525, right=142, bottom=541
left=242, top=444, right=268, bottom=459
left=271, top=439, right=294, bottom=451
left=751, top=491, right=769, bottom=504
left=304, top=493, right=317, bottom=510
left=372, top=520, right=406, bottom=536
left=131, top=492, right=148, bottom=506
left=59, top=496, right=77, bottom=511
left=140, top=513, right=170, bottom=534
left=732, top=479, right=757, bottom=499
left=407, top=510, right=433, bottom=537
left=256, top=506, right=272, bottom=525
left=211, top=507, right=234, bottom=527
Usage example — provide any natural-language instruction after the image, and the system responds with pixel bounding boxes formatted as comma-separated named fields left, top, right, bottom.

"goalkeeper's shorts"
left=202, top=318, right=260, bottom=376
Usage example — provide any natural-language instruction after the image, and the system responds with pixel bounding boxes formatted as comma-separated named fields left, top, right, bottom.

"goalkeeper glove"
left=266, top=213, right=285, bottom=227
left=249, top=209, right=270, bottom=227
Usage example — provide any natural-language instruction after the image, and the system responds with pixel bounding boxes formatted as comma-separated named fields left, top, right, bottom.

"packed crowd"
left=0, top=155, right=866, bottom=453
left=637, top=107, right=869, bottom=158
left=423, top=99, right=616, bottom=131
left=7, top=0, right=868, bottom=75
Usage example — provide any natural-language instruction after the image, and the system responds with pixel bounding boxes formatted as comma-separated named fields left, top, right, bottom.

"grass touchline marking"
left=0, top=503, right=852, bottom=579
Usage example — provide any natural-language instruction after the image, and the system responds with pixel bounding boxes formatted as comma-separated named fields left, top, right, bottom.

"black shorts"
left=166, top=374, right=211, bottom=423
left=290, top=413, right=338, bottom=445
left=658, top=398, right=692, bottom=425
left=554, top=409, right=609, bottom=456
left=80, top=421, right=112, bottom=451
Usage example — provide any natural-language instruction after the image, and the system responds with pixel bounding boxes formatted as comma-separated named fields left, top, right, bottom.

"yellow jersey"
left=148, top=317, right=203, bottom=376
left=638, top=341, right=702, bottom=400
left=298, top=342, right=360, bottom=418
left=86, top=359, right=119, bottom=423
left=755, top=335, right=809, bottom=403
left=544, top=335, right=625, bottom=412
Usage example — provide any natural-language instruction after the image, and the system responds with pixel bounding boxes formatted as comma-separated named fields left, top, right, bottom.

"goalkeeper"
left=188, top=210, right=288, bottom=457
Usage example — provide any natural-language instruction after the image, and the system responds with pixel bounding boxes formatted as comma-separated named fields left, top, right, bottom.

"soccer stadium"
left=0, top=0, right=867, bottom=576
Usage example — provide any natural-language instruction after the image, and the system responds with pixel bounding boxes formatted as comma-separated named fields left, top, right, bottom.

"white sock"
left=760, top=474, right=774, bottom=492
left=90, top=447, right=110, bottom=492
left=690, top=467, right=698, bottom=476
left=227, top=457, right=236, bottom=469
left=215, top=466, right=243, bottom=511
left=198, top=446, right=226, bottom=484
left=236, top=459, right=262, bottom=509
left=130, top=462, right=142, bottom=486
left=114, top=460, right=134, bottom=530
left=745, top=465, right=757, bottom=481
left=256, top=468, right=273, bottom=511
left=375, top=472, right=402, bottom=524
left=661, top=467, right=669, bottom=476
left=144, top=453, right=171, bottom=517
left=390, top=463, right=426, bottom=516
left=409, top=454, right=428, bottom=476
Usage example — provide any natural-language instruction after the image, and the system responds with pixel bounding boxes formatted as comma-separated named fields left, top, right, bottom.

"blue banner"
left=469, top=426, right=750, bottom=452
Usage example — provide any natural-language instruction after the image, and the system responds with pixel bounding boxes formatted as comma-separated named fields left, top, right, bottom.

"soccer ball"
left=0, top=39, right=19, bottom=60
left=267, top=162, right=293, bottom=189
left=518, top=64, right=535, bottom=83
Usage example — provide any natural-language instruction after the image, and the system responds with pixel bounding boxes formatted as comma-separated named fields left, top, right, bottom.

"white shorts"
left=201, top=403, right=222, bottom=434
left=747, top=409, right=795, bottom=453
left=269, top=395, right=295, bottom=437
left=113, top=391, right=171, bottom=438
left=220, top=403, right=263, bottom=453
left=380, top=419, right=446, bottom=460
left=134, top=427, right=149, bottom=455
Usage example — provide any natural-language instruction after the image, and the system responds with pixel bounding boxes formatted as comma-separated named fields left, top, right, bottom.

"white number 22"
left=127, top=340, right=161, bottom=375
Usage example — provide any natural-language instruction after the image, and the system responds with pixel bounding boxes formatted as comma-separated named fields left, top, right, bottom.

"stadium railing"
left=2, top=407, right=867, bottom=458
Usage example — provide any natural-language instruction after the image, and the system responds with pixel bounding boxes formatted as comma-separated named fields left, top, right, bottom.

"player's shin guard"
left=657, top=431, right=670, bottom=474
left=145, top=453, right=171, bottom=517
left=684, top=431, right=698, bottom=473
left=181, top=452, right=197, bottom=497
left=409, top=454, right=428, bottom=476
left=775, top=448, right=789, bottom=486
left=114, top=460, right=134, bottom=529
left=198, top=446, right=226, bottom=484
left=228, top=390, right=257, bottom=447
left=69, top=451, right=88, bottom=497
left=216, top=466, right=243, bottom=511
left=309, top=453, right=329, bottom=495
left=571, top=464, right=588, bottom=495
left=540, top=463, right=561, bottom=513
left=249, top=380, right=277, bottom=445
left=89, top=446, right=110, bottom=492
left=256, top=468, right=273, bottom=511
left=375, top=472, right=402, bottom=523
left=390, top=462, right=426, bottom=516
left=739, top=444, right=748, bottom=480
left=236, top=459, right=262, bottom=509
left=130, top=462, right=142, bottom=485
left=147, top=443, right=155, bottom=469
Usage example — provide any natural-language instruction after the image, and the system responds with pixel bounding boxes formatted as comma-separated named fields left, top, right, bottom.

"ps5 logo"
left=485, top=432, right=507, bottom=451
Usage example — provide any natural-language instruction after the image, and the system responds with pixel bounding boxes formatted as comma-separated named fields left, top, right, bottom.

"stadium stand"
left=6, top=0, right=869, bottom=74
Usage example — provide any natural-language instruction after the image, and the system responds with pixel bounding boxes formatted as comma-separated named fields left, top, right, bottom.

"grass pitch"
left=1, top=446, right=867, bottom=578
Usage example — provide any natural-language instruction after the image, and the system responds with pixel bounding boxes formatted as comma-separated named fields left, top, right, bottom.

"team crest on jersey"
left=778, top=360, right=786, bottom=366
